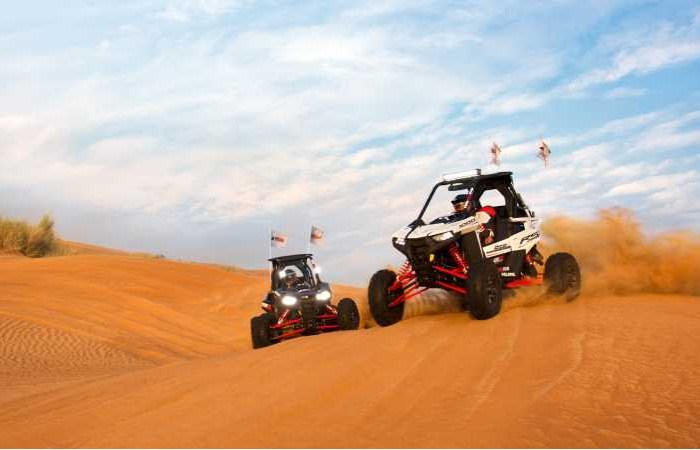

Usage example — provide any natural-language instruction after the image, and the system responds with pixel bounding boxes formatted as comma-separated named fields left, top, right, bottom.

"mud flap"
left=460, top=232, right=484, bottom=263
left=503, top=250, right=526, bottom=279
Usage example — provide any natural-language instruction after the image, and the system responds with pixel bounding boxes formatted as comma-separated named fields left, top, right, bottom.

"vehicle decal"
left=519, top=232, right=540, bottom=245
left=459, top=217, right=477, bottom=228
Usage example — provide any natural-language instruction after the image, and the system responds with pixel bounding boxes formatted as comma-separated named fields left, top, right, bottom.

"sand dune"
left=2, top=293, right=698, bottom=447
left=0, top=253, right=361, bottom=399
left=1, top=213, right=699, bottom=447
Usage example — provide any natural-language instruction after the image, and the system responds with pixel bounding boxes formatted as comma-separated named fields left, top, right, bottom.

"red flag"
left=310, top=226, right=325, bottom=245
left=490, top=142, right=502, bottom=166
left=537, top=139, right=552, bottom=168
left=271, top=230, right=287, bottom=248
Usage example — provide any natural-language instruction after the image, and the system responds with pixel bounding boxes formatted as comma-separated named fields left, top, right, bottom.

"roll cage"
left=268, top=253, right=320, bottom=290
left=415, top=171, right=532, bottom=224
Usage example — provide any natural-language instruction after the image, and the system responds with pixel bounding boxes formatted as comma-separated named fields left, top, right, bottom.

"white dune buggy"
left=368, top=170, right=581, bottom=326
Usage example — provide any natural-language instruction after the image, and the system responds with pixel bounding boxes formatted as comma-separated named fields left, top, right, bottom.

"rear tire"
left=544, top=252, right=581, bottom=301
left=467, top=260, right=503, bottom=320
left=251, top=312, right=276, bottom=349
left=337, top=298, right=360, bottom=330
left=368, top=270, right=405, bottom=327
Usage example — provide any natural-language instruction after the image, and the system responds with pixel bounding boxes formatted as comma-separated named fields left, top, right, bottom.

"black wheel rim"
left=565, top=265, right=578, bottom=290
left=485, top=274, right=498, bottom=305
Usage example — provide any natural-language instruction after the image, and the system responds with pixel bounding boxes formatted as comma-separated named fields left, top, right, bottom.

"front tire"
left=467, top=260, right=503, bottom=320
left=337, top=298, right=360, bottom=330
left=368, top=270, right=405, bottom=327
left=251, top=312, right=276, bottom=349
left=544, top=252, right=581, bottom=301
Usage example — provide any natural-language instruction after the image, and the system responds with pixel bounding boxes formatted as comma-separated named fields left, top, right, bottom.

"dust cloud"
left=542, top=207, right=700, bottom=297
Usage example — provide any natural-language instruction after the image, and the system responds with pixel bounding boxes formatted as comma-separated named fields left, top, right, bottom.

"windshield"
left=274, top=260, right=316, bottom=290
left=420, top=184, right=474, bottom=224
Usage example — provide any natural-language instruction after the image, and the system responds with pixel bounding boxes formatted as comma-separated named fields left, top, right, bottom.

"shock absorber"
left=394, top=260, right=415, bottom=289
left=448, top=243, right=468, bottom=273
left=277, top=308, right=290, bottom=326
left=398, top=260, right=413, bottom=279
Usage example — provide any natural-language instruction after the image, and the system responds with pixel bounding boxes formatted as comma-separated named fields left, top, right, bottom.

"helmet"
left=284, top=268, right=297, bottom=284
left=451, top=193, right=470, bottom=212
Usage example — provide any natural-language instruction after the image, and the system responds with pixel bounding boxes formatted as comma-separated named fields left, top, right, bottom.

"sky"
left=1, top=0, right=699, bottom=284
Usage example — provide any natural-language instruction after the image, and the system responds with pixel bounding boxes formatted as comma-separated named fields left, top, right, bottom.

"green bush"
left=0, top=214, right=58, bottom=257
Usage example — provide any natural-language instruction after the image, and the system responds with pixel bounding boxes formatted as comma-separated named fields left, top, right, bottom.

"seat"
left=493, top=206, right=510, bottom=242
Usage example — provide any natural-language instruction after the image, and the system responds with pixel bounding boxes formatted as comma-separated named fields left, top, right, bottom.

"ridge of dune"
left=58, top=240, right=132, bottom=256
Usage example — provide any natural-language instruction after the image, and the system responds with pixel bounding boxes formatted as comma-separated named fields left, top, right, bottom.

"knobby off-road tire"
left=467, top=260, right=503, bottom=320
left=251, top=312, right=276, bottom=349
left=544, top=252, right=581, bottom=301
left=337, top=298, right=361, bottom=330
left=368, top=269, right=405, bottom=327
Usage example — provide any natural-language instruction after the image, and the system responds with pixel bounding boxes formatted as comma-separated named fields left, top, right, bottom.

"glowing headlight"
left=314, top=266, right=322, bottom=275
left=281, top=295, right=298, bottom=306
left=278, top=270, right=287, bottom=279
left=315, top=290, right=331, bottom=301
left=432, top=231, right=454, bottom=242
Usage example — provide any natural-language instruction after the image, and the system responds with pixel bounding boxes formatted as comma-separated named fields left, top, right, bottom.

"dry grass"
left=0, top=214, right=61, bottom=257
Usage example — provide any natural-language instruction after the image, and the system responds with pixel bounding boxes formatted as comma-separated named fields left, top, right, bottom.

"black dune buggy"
left=251, top=253, right=360, bottom=349
left=369, top=169, right=581, bottom=326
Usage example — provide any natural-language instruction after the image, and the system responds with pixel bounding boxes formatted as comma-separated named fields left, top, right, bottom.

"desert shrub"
left=25, top=215, right=57, bottom=257
left=0, top=219, right=30, bottom=253
left=0, top=214, right=58, bottom=257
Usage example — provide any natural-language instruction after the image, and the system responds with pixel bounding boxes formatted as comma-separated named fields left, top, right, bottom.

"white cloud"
left=156, top=0, right=246, bottom=22
left=604, top=87, right=646, bottom=98
left=606, top=171, right=698, bottom=197
left=629, top=111, right=700, bottom=152
left=481, top=93, right=549, bottom=115
left=593, top=111, right=661, bottom=136
left=567, top=16, right=700, bottom=92
left=633, top=128, right=700, bottom=152
left=156, top=5, right=191, bottom=22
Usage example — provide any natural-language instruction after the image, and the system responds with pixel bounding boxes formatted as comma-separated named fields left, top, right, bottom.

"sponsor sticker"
left=519, top=232, right=540, bottom=245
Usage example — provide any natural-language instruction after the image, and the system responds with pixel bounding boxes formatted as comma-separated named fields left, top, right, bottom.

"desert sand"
left=1, top=211, right=699, bottom=448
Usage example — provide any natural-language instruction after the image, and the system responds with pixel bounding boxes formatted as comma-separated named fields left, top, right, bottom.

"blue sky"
left=1, top=0, right=699, bottom=284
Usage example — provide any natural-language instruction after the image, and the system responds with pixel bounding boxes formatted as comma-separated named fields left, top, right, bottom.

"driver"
left=261, top=268, right=301, bottom=312
left=449, top=194, right=472, bottom=220
left=283, top=268, right=299, bottom=288
left=451, top=194, right=496, bottom=245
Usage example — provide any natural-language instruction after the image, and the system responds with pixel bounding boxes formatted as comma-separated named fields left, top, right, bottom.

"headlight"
left=278, top=270, right=287, bottom=278
left=314, top=266, right=322, bottom=275
left=281, top=295, right=297, bottom=306
left=432, top=231, right=454, bottom=242
left=315, top=290, right=331, bottom=301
